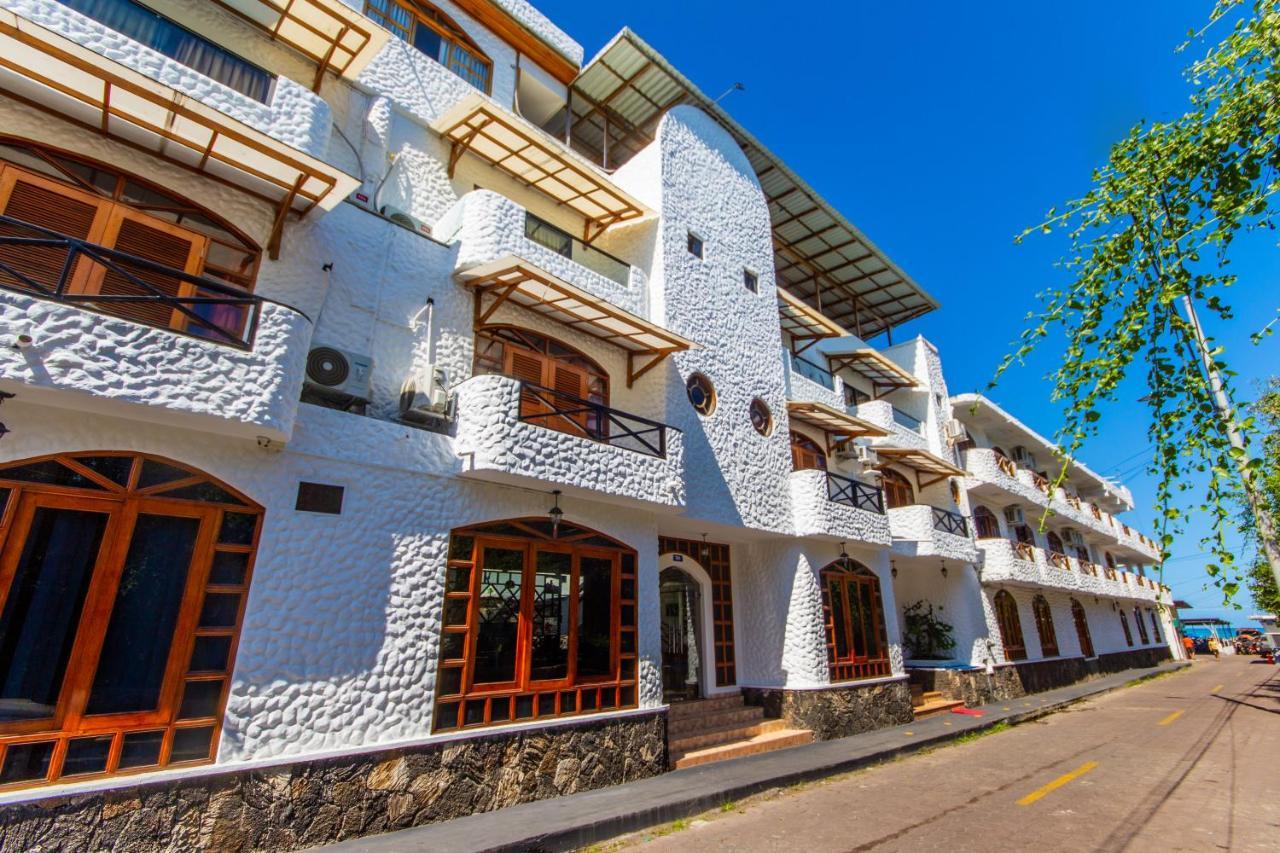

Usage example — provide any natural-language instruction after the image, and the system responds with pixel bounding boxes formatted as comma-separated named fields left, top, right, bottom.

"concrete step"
left=672, top=728, right=814, bottom=770
left=913, top=698, right=966, bottom=720
left=669, top=719, right=788, bottom=754
left=667, top=706, right=765, bottom=737
left=666, top=693, right=745, bottom=720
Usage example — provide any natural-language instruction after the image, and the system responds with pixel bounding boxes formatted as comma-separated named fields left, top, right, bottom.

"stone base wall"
left=742, top=679, right=914, bottom=741
left=909, top=666, right=1026, bottom=707
left=0, top=711, right=666, bottom=853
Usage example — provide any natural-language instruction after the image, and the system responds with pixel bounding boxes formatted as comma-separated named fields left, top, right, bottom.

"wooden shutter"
left=790, top=432, right=826, bottom=471
left=547, top=361, right=590, bottom=436
left=506, top=346, right=551, bottom=424
left=0, top=165, right=110, bottom=295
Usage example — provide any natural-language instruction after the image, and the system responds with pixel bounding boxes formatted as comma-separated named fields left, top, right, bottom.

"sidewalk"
left=322, top=661, right=1190, bottom=853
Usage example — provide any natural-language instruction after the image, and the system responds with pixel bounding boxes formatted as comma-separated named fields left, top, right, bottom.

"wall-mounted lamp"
left=700, top=533, right=710, bottom=560
left=548, top=490, right=563, bottom=538
left=939, top=560, right=948, bottom=579
left=890, top=560, right=898, bottom=579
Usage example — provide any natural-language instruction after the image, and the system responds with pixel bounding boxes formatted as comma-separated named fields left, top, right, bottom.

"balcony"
left=789, top=468, right=890, bottom=545
left=784, top=350, right=845, bottom=410
left=0, top=219, right=310, bottom=440
left=887, top=504, right=979, bottom=563
left=977, top=540, right=1158, bottom=601
left=854, top=399, right=928, bottom=450
left=452, top=374, right=685, bottom=510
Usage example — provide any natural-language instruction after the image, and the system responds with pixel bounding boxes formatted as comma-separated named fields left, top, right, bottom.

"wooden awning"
left=212, top=0, right=387, bottom=88
left=875, top=447, right=967, bottom=488
left=433, top=95, right=649, bottom=242
left=779, top=287, right=847, bottom=353
left=457, top=255, right=693, bottom=386
left=0, top=11, right=358, bottom=257
left=787, top=401, right=887, bottom=442
left=827, top=349, right=918, bottom=397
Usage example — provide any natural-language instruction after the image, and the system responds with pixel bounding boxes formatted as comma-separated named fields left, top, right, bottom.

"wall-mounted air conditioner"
left=834, top=444, right=880, bottom=468
left=380, top=205, right=430, bottom=236
left=305, top=345, right=373, bottom=404
left=944, top=418, right=968, bottom=443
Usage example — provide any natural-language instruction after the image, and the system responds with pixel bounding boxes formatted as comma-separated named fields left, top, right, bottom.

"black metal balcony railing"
left=0, top=215, right=268, bottom=349
left=791, top=352, right=835, bottom=389
left=517, top=381, right=672, bottom=459
left=931, top=507, right=969, bottom=536
left=826, top=471, right=885, bottom=514
left=524, top=213, right=630, bottom=287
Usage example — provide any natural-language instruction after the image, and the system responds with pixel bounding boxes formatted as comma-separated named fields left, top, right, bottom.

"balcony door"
left=790, top=431, right=827, bottom=471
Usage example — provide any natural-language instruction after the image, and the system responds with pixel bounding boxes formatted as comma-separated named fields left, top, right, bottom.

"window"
left=843, top=384, right=870, bottom=408
left=1134, top=607, right=1150, bottom=644
left=1046, top=532, right=1065, bottom=554
left=434, top=519, right=638, bottom=731
left=994, top=590, right=1026, bottom=661
left=1032, top=595, right=1059, bottom=657
left=749, top=398, right=773, bottom=436
left=687, top=231, right=703, bottom=258
left=1119, top=609, right=1134, bottom=647
left=365, top=0, right=491, bottom=91
left=743, top=269, right=758, bottom=293
left=881, top=468, right=914, bottom=509
left=973, top=506, right=1000, bottom=539
left=686, top=373, right=716, bottom=416
left=0, top=452, right=260, bottom=789
left=1149, top=609, right=1162, bottom=643
left=790, top=431, right=826, bottom=471
left=820, top=557, right=890, bottom=681
left=1071, top=599, right=1095, bottom=657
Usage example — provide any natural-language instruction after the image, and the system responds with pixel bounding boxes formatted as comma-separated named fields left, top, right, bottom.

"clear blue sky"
left=537, top=0, right=1280, bottom=627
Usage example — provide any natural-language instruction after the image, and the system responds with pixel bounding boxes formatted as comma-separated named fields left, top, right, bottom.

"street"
left=616, top=657, right=1280, bottom=852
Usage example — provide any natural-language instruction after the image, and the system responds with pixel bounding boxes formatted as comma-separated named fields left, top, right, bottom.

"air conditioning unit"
left=305, top=345, right=373, bottom=403
left=944, top=418, right=968, bottom=442
left=399, top=366, right=451, bottom=424
left=1063, top=528, right=1086, bottom=547
left=1011, top=445, right=1036, bottom=467
left=380, top=205, right=430, bottom=236
left=835, top=444, right=879, bottom=467
left=1004, top=506, right=1026, bottom=526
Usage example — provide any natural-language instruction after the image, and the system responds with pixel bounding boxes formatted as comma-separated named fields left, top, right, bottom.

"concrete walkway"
left=322, top=662, right=1190, bottom=853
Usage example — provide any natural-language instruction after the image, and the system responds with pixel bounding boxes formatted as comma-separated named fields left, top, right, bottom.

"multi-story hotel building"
left=0, top=0, right=1179, bottom=846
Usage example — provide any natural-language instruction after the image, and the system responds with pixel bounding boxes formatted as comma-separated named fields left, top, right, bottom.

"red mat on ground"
left=951, top=707, right=985, bottom=716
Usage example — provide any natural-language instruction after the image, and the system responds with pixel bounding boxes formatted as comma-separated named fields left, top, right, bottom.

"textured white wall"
left=888, top=505, right=980, bottom=564
left=788, top=469, right=891, bottom=546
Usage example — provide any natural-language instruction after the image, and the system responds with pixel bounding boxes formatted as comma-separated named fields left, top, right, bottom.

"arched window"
left=1103, top=551, right=1117, bottom=580
left=1070, top=599, right=1095, bottom=657
left=1149, top=609, right=1162, bottom=643
left=1119, top=609, right=1134, bottom=647
left=1134, top=607, right=1150, bottom=644
left=1032, top=595, right=1059, bottom=657
left=1046, top=532, right=1065, bottom=554
left=434, top=518, right=638, bottom=732
left=881, top=468, right=914, bottom=509
left=0, top=452, right=261, bottom=789
left=365, top=0, right=492, bottom=91
left=973, top=506, right=1000, bottom=539
left=790, top=431, right=826, bottom=471
left=819, top=557, right=890, bottom=681
left=0, top=140, right=261, bottom=342
left=994, top=590, right=1026, bottom=661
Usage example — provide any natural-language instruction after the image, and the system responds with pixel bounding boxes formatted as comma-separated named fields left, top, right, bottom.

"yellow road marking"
left=904, top=731, right=914, bottom=736
left=1017, top=761, right=1099, bottom=806
left=1158, top=710, right=1184, bottom=726
left=1211, top=684, right=1224, bottom=693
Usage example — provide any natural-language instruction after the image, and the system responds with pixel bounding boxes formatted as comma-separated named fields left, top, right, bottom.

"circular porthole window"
left=749, top=397, right=773, bottom=436
left=686, top=373, right=717, bottom=416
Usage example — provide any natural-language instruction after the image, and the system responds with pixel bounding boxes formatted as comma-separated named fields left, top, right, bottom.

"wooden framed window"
left=819, top=557, right=890, bottom=682
left=0, top=452, right=261, bottom=790
left=365, top=0, right=492, bottom=91
left=790, top=431, right=826, bottom=471
left=994, top=590, right=1026, bottom=661
left=880, top=467, right=914, bottom=509
left=1032, top=595, right=1059, bottom=657
left=1148, top=609, right=1162, bottom=643
left=743, top=269, right=758, bottom=293
left=1070, top=599, right=1095, bottom=658
left=685, top=373, right=716, bottom=417
left=973, top=506, right=1000, bottom=539
left=1119, top=609, right=1133, bottom=647
left=1134, top=607, right=1150, bottom=644
left=749, top=398, right=773, bottom=436
left=434, top=519, right=637, bottom=732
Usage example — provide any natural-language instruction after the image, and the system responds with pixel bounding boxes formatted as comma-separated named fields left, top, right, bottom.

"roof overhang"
left=561, top=29, right=939, bottom=339
left=432, top=94, right=650, bottom=241
left=778, top=287, right=848, bottom=352
left=787, top=401, right=888, bottom=443
left=211, top=0, right=387, bottom=88
left=457, top=255, right=693, bottom=386
left=875, top=447, right=967, bottom=489
left=0, top=11, right=358, bottom=256
left=827, top=349, right=918, bottom=397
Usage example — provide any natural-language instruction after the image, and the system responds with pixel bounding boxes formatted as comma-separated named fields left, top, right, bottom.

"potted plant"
left=902, top=600, right=957, bottom=660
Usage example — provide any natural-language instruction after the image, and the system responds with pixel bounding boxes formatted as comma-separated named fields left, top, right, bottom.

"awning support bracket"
left=627, top=349, right=673, bottom=388
left=267, top=175, right=305, bottom=261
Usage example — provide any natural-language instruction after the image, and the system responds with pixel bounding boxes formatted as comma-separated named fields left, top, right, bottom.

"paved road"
left=620, top=656, right=1280, bottom=852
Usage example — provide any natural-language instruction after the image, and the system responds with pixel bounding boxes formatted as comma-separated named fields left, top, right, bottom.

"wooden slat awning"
left=827, top=349, right=918, bottom=397
left=779, top=287, right=848, bottom=351
left=457, top=255, right=693, bottom=386
left=0, top=11, right=358, bottom=226
left=556, top=29, right=939, bottom=340
left=876, top=447, right=967, bottom=489
left=787, top=401, right=888, bottom=440
left=212, top=0, right=387, bottom=88
left=433, top=94, right=650, bottom=242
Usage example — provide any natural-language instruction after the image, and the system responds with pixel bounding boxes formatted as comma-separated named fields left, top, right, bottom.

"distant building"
left=1249, top=614, right=1280, bottom=648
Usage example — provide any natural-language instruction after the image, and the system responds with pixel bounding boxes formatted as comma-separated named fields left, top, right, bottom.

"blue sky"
left=537, top=0, right=1280, bottom=627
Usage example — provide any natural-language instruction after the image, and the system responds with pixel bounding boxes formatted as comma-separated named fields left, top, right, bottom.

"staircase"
left=910, top=684, right=966, bottom=719
left=667, top=693, right=813, bottom=769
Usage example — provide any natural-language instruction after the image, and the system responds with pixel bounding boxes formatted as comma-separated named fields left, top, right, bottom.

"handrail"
left=1047, top=550, right=1071, bottom=570
left=791, top=352, right=834, bottom=389
left=994, top=452, right=1017, bottom=478
left=524, top=212, right=630, bottom=287
left=1013, top=540, right=1036, bottom=562
left=0, top=214, right=279, bottom=349
left=825, top=471, right=884, bottom=514
left=1029, top=471, right=1050, bottom=495
left=931, top=506, right=968, bottom=536
left=516, top=380, right=673, bottom=459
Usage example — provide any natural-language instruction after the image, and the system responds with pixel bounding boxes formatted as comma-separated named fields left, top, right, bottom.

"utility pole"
left=1181, top=295, right=1280, bottom=590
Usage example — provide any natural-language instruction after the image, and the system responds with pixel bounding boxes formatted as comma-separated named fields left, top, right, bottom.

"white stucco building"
left=0, top=1, right=1179, bottom=846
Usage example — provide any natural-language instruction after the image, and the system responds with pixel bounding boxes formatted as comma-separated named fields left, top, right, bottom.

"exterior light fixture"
left=890, top=560, right=898, bottom=579
left=939, top=561, right=948, bottom=579
left=700, top=533, right=710, bottom=560
left=548, top=490, right=563, bottom=537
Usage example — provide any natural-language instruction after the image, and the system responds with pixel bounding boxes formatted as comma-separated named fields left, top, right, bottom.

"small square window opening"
left=744, top=269, right=758, bottom=293
left=687, top=232, right=703, bottom=259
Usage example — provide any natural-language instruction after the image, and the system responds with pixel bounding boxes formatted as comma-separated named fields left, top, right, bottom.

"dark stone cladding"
left=742, top=679, right=914, bottom=741
left=0, top=710, right=666, bottom=853
left=909, top=647, right=1174, bottom=706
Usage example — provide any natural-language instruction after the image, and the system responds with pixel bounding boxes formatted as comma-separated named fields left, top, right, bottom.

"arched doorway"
left=659, top=567, right=704, bottom=702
